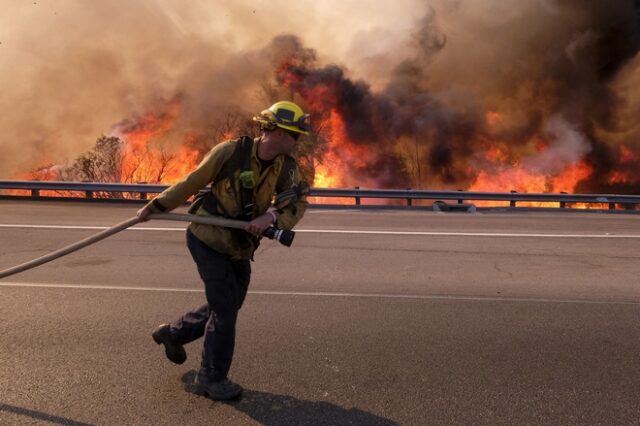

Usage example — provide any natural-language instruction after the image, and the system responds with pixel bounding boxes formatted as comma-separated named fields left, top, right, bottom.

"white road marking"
left=296, top=230, right=640, bottom=238
left=0, top=224, right=181, bottom=232
left=1, top=222, right=640, bottom=238
left=0, top=281, right=638, bottom=306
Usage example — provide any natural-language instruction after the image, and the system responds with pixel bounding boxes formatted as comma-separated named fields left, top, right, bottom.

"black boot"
left=152, top=324, right=187, bottom=365
left=194, top=369, right=243, bottom=400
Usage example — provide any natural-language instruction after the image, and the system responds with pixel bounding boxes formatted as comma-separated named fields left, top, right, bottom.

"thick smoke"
left=0, top=0, right=421, bottom=179
left=418, top=0, right=640, bottom=192
left=274, top=1, right=640, bottom=190
left=0, top=1, right=241, bottom=177
left=1, top=0, right=640, bottom=194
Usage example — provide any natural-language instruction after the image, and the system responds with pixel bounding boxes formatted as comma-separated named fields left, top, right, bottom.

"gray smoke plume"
left=276, top=0, right=640, bottom=191
left=0, top=0, right=352, bottom=178
left=1, top=0, right=640, bottom=194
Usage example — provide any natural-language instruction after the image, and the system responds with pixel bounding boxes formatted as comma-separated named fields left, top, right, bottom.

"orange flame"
left=607, top=144, right=638, bottom=186
left=118, top=98, right=201, bottom=184
left=486, top=111, right=502, bottom=127
left=552, top=162, right=593, bottom=193
left=468, top=153, right=594, bottom=207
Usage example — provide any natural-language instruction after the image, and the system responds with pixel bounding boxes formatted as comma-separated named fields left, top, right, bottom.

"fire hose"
left=0, top=213, right=295, bottom=280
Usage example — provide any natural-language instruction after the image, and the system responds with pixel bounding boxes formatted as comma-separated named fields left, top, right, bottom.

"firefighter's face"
left=275, top=128, right=298, bottom=154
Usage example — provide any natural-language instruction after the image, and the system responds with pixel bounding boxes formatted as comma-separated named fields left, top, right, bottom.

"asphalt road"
left=0, top=200, right=639, bottom=425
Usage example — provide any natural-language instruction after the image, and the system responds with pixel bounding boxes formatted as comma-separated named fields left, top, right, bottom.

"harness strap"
left=204, top=136, right=256, bottom=221
left=191, top=136, right=307, bottom=219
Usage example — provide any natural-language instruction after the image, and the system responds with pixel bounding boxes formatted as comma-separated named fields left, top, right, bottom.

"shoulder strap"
left=212, top=136, right=254, bottom=186
left=207, top=138, right=306, bottom=219
left=198, top=136, right=256, bottom=220
left=215, top=136, right=254, bottom=220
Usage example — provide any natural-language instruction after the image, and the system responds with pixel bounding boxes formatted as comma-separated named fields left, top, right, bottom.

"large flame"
left=116, top=98, right=201, bottom=184
left=7, top=15, right=640, bottom=209
left=9, top=83, right=639, bottom=205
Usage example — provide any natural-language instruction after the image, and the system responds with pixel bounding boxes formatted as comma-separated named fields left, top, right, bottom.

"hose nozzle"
left=262, top=227, right=295, bottom=247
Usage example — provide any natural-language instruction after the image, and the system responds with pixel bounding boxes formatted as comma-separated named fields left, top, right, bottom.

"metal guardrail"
left=1, top=180, right=639, bottom=210
left=0, top=180, right=167, bottom=200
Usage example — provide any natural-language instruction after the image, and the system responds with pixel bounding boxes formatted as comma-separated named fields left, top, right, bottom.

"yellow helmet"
left=253, top=101, right=311, bottom=135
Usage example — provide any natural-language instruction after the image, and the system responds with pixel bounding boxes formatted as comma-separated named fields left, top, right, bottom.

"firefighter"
left=137, top=101, right=311, bottom=400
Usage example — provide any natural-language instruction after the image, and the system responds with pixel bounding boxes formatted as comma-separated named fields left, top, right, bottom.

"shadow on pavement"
left=0, top=403, right=94, bottom=426
left=181, top=370, right=398, bottom=426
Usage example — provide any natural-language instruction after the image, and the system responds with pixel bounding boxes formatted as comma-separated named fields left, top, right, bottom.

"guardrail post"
left=31, top=189, right=40, bottom=197
left=560, top=192, right=567, bottom=208
left=137, top=182, right=148, bottom=200
left=609, top=203, right=615, bottom=210
left=510, top=191, right=517, bottom=207
left=457, top=189, right=464, bottom=204
left=355, top=186, right=360, bottom=205
left=85, top=190, right=94, bottom=199
left=406, top=188, right=412, bottom=206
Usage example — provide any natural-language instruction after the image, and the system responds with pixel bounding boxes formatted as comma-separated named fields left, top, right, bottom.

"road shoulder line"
left=0, top=282, right=638, bottom=306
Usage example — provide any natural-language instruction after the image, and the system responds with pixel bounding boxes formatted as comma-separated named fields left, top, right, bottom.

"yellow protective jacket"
left=146, top=138, right=308, bottom=260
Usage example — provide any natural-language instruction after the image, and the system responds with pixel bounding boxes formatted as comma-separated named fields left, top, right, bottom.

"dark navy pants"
left=170, top=229, right=251, bottom=381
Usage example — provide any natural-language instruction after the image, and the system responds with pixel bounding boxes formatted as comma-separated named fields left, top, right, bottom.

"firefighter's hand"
left=136, top=205, right=152, bottom=222
left=245, top=213, right=275, bottom=236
